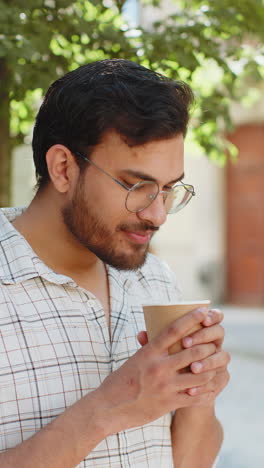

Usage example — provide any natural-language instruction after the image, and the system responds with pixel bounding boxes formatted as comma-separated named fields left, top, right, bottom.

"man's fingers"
left=176, top=391, right=215, bottom=408
left=182, top=324, right=225, bottom=349
left=137, top=331, right=148, bottom=347
left=153, top=308, right=208, bottom=353
left=191, top=392, right=216, bottom=406
left=187, top=382, right=216, bottom=396
left=174, top=369, right=216, bottom=391
left=190, top=350, right=231, bottom=374
left=202, top=308, right=224, bottom=327
left=169, top=343, right=216, bottom=372
left=187, top=367, right=230, bottom=396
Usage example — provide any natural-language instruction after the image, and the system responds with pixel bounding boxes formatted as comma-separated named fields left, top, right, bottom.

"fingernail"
left=195, top=307, right=207, bottom=316
left=211, top=308, right=222, bottom=314
left=204, top=316, right=212, bottom=325
left=183, top=336, right=193, bottom=347
left=192, top=362, right=203, bottom=373
left=189, top=387, right=197, bottom=395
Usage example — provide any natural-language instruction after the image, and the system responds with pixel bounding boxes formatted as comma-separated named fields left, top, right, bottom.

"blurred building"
left=10, top=0, right=264, bottom=308
left=226, top=124, right=264, bottom=307
left=138, top=0, right=264, bottom=307
left=12, top=114, right=264, bottom=308
left=151, top=121, right=264, bottom=307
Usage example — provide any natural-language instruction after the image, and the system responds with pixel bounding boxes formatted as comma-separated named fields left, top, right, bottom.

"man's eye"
left=123, top=181, right=134, bottom=188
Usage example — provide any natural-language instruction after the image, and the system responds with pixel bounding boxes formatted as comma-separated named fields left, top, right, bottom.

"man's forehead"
left=120, top=168, right=185, bottom=185
left=87, top=131, right=184, bottom=185
left=93, top=130, right=184, bottom=164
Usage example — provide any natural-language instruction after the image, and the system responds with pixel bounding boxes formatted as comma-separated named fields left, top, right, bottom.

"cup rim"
left=142, top=300, right=211, bottom=307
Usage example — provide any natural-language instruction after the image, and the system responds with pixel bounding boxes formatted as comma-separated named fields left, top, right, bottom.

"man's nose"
left=136, top=193, right=167, bottom=227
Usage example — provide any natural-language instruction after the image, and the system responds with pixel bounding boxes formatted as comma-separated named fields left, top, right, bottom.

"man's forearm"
left=171, top=406, right=223, bottom=468
left=0, top=389, right=111, bottom=468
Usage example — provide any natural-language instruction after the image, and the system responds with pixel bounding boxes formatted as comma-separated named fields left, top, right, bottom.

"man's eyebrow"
left=120, top=169, right=185, bottom=185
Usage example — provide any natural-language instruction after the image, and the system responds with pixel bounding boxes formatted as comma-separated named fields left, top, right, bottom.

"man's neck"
left=12, top=194, right=100, bottom=278
left=13, top=196, right=111, bottom=326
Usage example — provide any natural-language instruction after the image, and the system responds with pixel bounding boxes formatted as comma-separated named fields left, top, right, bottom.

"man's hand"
left=181, top=309, right=230, bottom=400
left=97, top=308, right=219, bottom=434
left=166, top=308, right=229, bottom=468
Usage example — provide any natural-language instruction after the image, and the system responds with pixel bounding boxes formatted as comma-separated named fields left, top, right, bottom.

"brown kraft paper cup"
left=143, top=301, right=211, bottom=354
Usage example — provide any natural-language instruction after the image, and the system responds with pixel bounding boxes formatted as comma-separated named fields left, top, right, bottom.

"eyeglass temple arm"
left=75, top=151, right=195, bottom=197
left=74, top=151, right=130, bottom=191
left=178, top=181, right=195, bottom=195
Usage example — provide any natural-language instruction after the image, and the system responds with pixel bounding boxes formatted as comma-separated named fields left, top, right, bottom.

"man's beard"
left=61, top=176, right=157, bottom=271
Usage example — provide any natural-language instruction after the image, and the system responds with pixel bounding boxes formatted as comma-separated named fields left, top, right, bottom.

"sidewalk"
left=215, top=305, right=264, bottom=468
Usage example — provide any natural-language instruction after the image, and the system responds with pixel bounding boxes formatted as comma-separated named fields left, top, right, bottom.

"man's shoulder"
left=0, top=206, right=21, bottom=270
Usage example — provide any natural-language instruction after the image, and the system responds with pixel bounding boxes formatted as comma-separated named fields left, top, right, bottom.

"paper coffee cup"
left=143, top=301, right=211, bottom=354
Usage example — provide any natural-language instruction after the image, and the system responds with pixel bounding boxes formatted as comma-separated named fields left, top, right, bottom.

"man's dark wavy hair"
left=32, top=59, right=194, bottom=190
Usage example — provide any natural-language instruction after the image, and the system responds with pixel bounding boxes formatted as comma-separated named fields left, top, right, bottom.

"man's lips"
left=122, top=230, right=153, bottom=245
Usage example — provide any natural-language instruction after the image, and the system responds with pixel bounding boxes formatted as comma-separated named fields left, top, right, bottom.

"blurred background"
left=1, top=0, right=264, bottom=466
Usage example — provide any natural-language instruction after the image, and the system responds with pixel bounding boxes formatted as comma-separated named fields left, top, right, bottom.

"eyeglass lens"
left=126, top=181, right=193, bottom=214
left=165, top=184, right=193, bottom=214
left=125, top=181, right=157, bottom=213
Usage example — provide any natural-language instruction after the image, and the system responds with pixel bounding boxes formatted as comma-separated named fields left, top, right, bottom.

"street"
left=216, top=306, right=264, bottom=468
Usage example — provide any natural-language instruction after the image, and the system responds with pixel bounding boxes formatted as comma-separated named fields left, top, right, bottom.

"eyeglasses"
left=73, top=151, right=195, bottom=214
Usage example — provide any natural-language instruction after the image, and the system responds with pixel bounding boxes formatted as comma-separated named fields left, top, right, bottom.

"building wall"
left=139, top=0, right=264, bottom=308
left=152, top=152, right=226, bottom=304
left=11, top=145, right=36, bottom=207
left=227, top=124, right=264, bottom=306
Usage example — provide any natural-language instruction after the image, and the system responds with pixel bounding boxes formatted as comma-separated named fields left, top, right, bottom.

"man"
left=0, top=59, right=230, bottom=467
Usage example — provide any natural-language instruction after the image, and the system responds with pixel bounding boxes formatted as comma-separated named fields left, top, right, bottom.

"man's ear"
left=46, top=145, right=79, bottom=193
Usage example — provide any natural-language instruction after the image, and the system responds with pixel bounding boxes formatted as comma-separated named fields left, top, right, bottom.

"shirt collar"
left=0, top=207, right=154, bottom=303
left=0, top=207, right=75, bottom=286
left=0, top=207, right=139, bottom=291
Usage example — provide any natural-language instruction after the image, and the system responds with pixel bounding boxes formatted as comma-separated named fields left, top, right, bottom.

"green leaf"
left=0, top=0, right=262, bottom=164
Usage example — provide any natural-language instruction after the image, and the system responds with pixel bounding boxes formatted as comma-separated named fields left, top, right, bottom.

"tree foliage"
left=0, top=0, right=264, bottom=203
left=0, top=0, right=139, bottom=146
left=139, top=0, right=264, bottom=158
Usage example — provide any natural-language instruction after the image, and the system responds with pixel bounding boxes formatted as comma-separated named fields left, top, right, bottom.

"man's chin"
left=110, top=253, right=148, bottom=271
left=102, top=246, right=148, bottom=271
left=78, top=235, right=149, bottom=271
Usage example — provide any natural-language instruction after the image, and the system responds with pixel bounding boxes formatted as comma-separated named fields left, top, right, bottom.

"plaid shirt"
left=0, top=207, right=182, bottom=467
